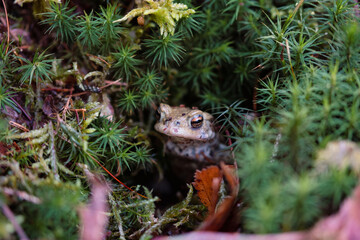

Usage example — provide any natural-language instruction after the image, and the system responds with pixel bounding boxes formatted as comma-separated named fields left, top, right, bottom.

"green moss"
left=1, top=0, right=360, bottom=237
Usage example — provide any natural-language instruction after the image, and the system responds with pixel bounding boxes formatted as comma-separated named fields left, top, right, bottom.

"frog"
left=155, top=103, right=231, bottom=182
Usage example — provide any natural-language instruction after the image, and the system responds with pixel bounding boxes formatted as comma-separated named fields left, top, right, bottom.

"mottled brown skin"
left=155, top=104, right=215, bottom=140
left=155, top=103, right=230, bottom=182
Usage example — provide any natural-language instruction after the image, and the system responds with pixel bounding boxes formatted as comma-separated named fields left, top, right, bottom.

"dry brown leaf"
left=221, top=162, right=239, bottom=196
left=197, top=196, right=237, bottom=231
left=79, top=169, right=110, bottom=240
left=0, top=142, right=11, bottom=155
left=42, top=95, right=57, bottom=117
left=0, top=141, right=21, bottom=156
left=309, top=184, right=360, bottom=240
left=197, top=162, right=240, bottom=231
left=192, top=165, right=222, bottom=215
left=3, top=105, right=20, bottom=122
left=156, top=177, right=360, bottom=240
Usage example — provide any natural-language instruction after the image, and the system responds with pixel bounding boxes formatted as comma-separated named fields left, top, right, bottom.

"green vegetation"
left=0, top=0, right=359, bottom=238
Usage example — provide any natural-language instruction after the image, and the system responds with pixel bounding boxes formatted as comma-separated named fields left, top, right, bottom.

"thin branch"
left=101, top=79, right=127, bottom=89
left=87, top=153, right=148, bottom=199
left=9, top=121, right=29, bottom=132
left=285, top=38, right=297, bottom=82
left=1, top=203, right=29, bottom=240
left=1, top=0, right=10, bottom=54
left=10, top=97, right=32, bottom=121
left=2, top=187, right=41, bottom=204
left=86, top=53, right=111, bottom=67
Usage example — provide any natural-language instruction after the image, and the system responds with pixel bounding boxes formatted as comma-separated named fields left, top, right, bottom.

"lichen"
left=114, top=0, right=195, bottom=37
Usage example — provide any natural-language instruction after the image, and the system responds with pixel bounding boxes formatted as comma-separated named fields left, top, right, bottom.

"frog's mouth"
left=168, top=135, right=213, bottom=144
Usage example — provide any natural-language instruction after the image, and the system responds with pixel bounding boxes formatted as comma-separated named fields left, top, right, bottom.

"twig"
left=86, top=53, right=111, bottom=67
left=1, top=0, right=10, bottom=54
left=55, top=117, right=147, bottom=199
left=1, top=203, right=29, bottom=240
left=10, top=97, right=32, bottom=121
left=9, top=121, right=29, bottom=132
left=225, top=129, right=237, bottom=169
left=61, top=89, right=73, bottom=121
left=87, top=153, right=148, bottom=199
left=101, top=79, right=127, bottom=89
left=251, top=64, right=264, bottom=71
left=70, top=91, right=91, bottom=97
left=285, top=38, right=297, bottom=82
left=8, top=121, right=36, bottom=159
left=2, top=187, right=41, bottom=204
left=13, top=50, right=24, bottom=65
left=70, top=108, right=86, bottom=124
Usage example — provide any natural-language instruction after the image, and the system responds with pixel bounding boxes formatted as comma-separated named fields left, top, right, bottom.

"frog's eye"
left=191, top=115, right=203, bottom=128
left=156, top=107, right=161, bottom=121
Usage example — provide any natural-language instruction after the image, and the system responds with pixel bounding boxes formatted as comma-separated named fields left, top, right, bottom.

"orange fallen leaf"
left=157, top=183, right=360, bottom=240
left=192, top=165, right=223, bottom=215
left=197, top=162, right=240, bottom=231
left=221, top=162, right=239, bottom=196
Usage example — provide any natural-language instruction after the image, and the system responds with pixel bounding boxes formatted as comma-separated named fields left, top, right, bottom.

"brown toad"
left=155, top=104, right=230, bottom=180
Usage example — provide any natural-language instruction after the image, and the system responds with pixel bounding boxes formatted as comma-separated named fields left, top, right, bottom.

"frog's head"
left=154, top=103, right=216, bottom=141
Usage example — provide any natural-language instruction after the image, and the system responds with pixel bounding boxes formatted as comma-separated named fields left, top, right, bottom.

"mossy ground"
left=0, top=0, right=360, bottom=239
